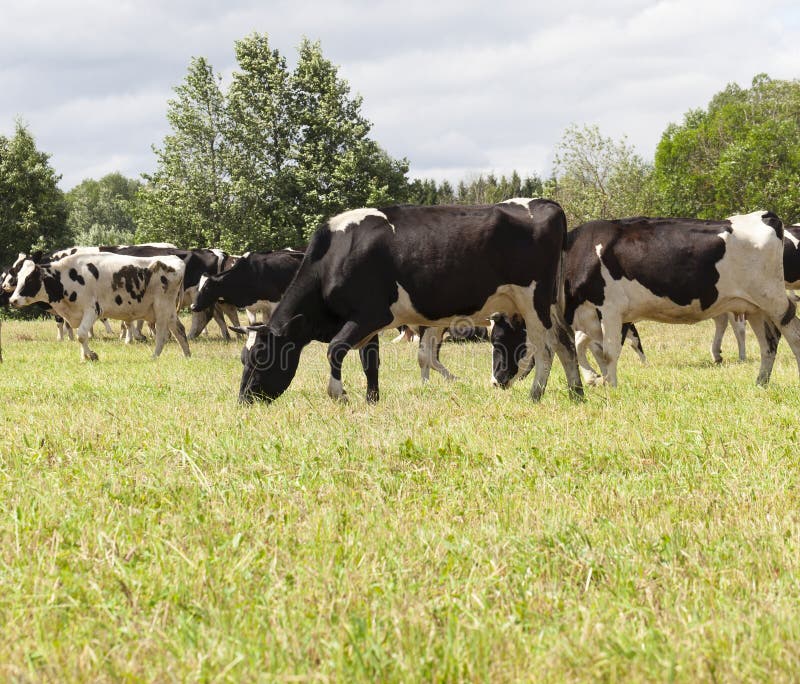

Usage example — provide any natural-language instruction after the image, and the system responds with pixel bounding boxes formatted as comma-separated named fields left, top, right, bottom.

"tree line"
left=2, top=30, right=799, bottom=267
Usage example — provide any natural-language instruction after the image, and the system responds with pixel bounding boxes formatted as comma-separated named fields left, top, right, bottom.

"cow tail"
left=175, top=268, right=186, bottom=314
left=551, top=221, right=574, bottom=344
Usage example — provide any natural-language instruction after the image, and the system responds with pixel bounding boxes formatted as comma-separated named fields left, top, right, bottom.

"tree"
left=285, top=39, right=409, bottom=243
left=0, top=122, right=69, bottom=265
left=653, top=74, right=800, bottom=222
left=406, top=172, right=542, bottom=206
left=138, top=34, right=410, bottom=251
left=135, top=56, right=234, bottom=249
left=550, top=124, right=655, bottom=226
left=66, top=172, right=142, bottom=245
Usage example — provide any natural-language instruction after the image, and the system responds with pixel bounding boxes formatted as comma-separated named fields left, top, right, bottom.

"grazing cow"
left=190, top=249, right=305, bottom=325
left=710, top=224, right=800, bottom=363
left=235, top=199, right=583, bottom=403
left=561, top=211, right=800, bottom=386
left=489, top=312, right=646, bottom=388
left=8, top=253, right=191, bottom=361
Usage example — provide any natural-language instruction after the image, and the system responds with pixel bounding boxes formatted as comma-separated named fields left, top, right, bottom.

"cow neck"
left=43, top=267, right=66, bottom=303
left=269, top=268, right=323, bottom=344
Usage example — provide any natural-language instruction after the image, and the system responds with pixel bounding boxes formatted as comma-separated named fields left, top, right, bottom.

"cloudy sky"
left=2, top=0, right=798, bottom=190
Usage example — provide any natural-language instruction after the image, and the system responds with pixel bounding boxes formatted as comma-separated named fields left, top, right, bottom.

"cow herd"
left=2, top=198, right=800, bottom=406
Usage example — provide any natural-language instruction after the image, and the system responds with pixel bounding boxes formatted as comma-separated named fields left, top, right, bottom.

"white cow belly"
left=387, top=283, right=529, bottom=328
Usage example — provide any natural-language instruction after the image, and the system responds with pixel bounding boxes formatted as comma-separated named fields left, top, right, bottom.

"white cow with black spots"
left=9, top=252, right=191, bottom=361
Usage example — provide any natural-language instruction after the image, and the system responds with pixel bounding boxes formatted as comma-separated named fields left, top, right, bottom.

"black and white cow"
left=710, top=224, right=800, bottom=363
left=2, top=251, right=117, bottom=340
left=53, top=244, right=240, bottom=340
left=236, top=200, right=583, bottom=403
left=562, top=211, right=800, bottom=386
left=490, top=312, right=646, bottom=388
left=190, top=249, right=305, bottom=324
left=8, top=253, right=191, bottom=361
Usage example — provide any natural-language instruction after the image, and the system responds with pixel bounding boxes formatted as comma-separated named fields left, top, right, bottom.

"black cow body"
left=565, top=211, right=800, bottom=386
left=237, top=200, right=583, bottom=403
left=191, top=249, right=305, bottom=324
left=492, top=212, right=800, bottom=387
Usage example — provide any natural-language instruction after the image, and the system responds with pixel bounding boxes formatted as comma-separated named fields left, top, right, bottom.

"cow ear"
left=30, top=250, right=43, bottom=263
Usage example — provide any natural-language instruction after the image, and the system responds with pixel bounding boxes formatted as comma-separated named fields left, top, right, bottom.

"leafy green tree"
left=66, top=172, right=142, bottom=245
left=138, top=34, right=410, bottom=251
left=550, top=124, right=655, bottom=226
left=225, top=33, right=295, bottom=249
left=653, top=74, right=800, bottom=222
left=407, top=172, right=542, bottom=206
left=285, top=39, right=409, bottom=244
left=135, top=57, right=233, bottom=249
left=0, top=122, right=69, bottom=265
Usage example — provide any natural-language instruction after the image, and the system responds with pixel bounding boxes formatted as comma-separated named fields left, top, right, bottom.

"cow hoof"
left=86, top=352, right=99, bottom=362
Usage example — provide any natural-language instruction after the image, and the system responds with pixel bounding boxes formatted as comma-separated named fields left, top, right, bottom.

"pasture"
left=1, top=316, right=799, bottom=681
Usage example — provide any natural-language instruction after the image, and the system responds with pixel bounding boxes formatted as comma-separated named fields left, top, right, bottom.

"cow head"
left=190, top=274, right=216, bottom=312
left=2, top=252, right=40, bottom=292
left=9, top=260, right=45, bottom=308
left=234, top=317, right=305, bottom=403
left=490, top=313, right=528, bottom=388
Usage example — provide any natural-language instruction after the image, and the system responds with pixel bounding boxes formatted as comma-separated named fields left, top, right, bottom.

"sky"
left=2, top=0, right=799, bottom=191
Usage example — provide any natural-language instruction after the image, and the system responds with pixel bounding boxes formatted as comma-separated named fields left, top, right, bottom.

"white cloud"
left=0, top=0, right=797, bottom=190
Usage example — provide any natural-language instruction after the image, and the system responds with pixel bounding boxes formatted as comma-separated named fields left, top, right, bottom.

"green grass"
left=1, top=316, right=800, bottom=681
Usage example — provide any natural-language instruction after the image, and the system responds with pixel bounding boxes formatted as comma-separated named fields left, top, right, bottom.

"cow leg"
left=550, top=307, right=584, bottom=399
left=623, top=323, right=647, bottom=364
left=152, top=321, right=170, bottom=358
left=510, top=311, right=555, bottom=402
left=731, top=314, right=747, bottom=362
left=710, top=314, right=728, bottom=363
left=772, top=301, right=800, bottom=381
left=599, top=312, right=624, bottom=387
left=171, top=318, right=192, bottom=358
left=101, top=318, right=114, bottom=336
left=212, top=304, right=231, bottom=342
left=574, top=308, right=604, bottom=385
left=245, top=308, right=258, bottom=325
left=359, top=335, right=380, bottom=403
left=327, top=319, right=384, bottom=402
left=418, top=327, right=454, bottom=382
left=133, top=320, right=147, bottom=341
left=588, top=338, right=610, bottom=378
left=220, top=303, right=242, bottom=331
left=747, top=311, right=780, bottom=385
left=56, top=317, right=74, bottom=341
left=76, top=309, right=99, bottom=362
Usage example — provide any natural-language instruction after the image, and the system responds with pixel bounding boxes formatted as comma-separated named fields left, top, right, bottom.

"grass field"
left=1, top=315, right=800, bottom=681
